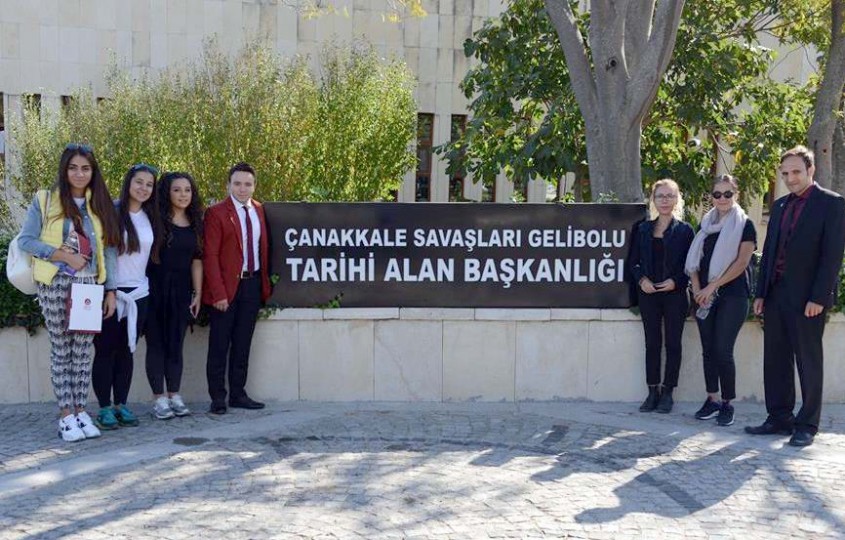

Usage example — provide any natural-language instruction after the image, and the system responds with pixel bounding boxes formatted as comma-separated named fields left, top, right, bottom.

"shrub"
left=8, top=40, right=417, bottom=206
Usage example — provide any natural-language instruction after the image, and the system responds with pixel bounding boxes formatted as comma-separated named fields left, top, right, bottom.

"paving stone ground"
left=1, top=400, right=845, bottom=539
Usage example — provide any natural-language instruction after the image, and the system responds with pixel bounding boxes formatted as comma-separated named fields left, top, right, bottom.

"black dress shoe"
left=229, top=396, right=265, bottom=410
left=639, top=386, right=660, bottom=412
left=788, top=430, right=815, bottom=447
left=744, top=419, right=793, bottom=436
left=209, top=402, right=227, bottom=415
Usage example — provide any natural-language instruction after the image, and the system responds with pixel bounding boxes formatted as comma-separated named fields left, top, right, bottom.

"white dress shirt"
left=230, top=194, right=261, bottom=272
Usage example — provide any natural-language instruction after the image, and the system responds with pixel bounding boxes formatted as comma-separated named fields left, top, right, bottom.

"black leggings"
left=638, top=289, right=688, bottom=388
left=92, top=291, right=149, bottom=408
left=696, top=294, right=748, bottom=401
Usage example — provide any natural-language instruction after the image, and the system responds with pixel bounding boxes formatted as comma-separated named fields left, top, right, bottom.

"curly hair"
left=152, top=172, right=204, bottom=264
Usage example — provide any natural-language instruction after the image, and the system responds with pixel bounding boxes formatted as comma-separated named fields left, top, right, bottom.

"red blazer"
left=202, top=197, right=272, bottom=305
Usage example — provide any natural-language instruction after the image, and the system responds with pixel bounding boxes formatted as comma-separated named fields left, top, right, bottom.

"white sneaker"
left=169, top=394, right=191, bottom=417
left=75, top=411, right=101, bottom=439
left=58, top=414, right=86, bottom=442
left=152, top=396, right=175, bottom=419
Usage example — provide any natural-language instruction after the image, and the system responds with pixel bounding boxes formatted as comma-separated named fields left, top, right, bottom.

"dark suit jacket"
left=628, top=217, right=695, bottom=291
left=202, top=197, right=272, bottom=305
left=756, top=184, right=845, bottom=309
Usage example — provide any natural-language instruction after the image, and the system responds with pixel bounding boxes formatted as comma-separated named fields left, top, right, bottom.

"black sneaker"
left=717, top=402, right=735, bottom=426
left=694, top=398, right=720, bottom=420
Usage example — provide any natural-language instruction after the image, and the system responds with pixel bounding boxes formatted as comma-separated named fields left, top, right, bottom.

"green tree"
left=9, top=40, right=417, bottom=205
left=442, top=0, right=814, bottom=205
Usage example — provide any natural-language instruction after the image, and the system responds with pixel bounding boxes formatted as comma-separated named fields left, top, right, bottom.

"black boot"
left=639, top=386, right=660, bottom=412
left=656, top=387, right=674, bottom=413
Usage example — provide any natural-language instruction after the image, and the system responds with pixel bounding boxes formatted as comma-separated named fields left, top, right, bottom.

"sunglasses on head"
left=130, top=163, right=160, bottom=177
left=711, top=190, right=734, bottom=199
left=65, top=142, right=93, bottom=153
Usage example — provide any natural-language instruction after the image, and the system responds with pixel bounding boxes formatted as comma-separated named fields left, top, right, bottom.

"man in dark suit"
left=203, top=162, right=273, bottom=414
left=746, top=146, right=845, bottom=446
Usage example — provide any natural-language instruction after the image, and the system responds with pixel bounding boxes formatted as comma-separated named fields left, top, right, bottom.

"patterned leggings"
left=37, top=273, right=98, bottom=410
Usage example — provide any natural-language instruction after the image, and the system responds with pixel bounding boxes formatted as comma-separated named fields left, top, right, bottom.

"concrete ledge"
left=268, top=308, right=324, bottom=320
left=4, top=310, right=845, bottom=405
left=400, top=308, right=475, bottom=320
left=0, top=328, right=29, bottom=404
left=474, top=309, right=550, bottom=321
left=600, top=309, right=642, bottom=321
left=322, top=308, right=400, bottom=320
left=550, top=308, right=601, bottom=321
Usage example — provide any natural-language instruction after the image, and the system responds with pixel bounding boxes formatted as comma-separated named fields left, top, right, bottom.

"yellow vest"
left=32, top=189, right=108, bottom=285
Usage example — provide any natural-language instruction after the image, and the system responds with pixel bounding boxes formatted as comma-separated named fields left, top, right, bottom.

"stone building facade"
left=0, top=1, right=818, bottom=209
left=0, top=0, right=508, bottom=204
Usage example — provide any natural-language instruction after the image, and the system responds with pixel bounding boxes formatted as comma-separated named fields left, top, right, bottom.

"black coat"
left=756, top=185, right=845, bottom=309
left=628, top=217, right=695, bottom=291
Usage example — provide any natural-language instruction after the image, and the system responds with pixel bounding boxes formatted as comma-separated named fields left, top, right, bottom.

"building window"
left=415, top=113, right=434, bottom=202
left=24, top=93, right=41, bottom=119
left=61, top=95, right=74, bottom=112
left=0, top=92, right=5, bottom=162
left=482, top=177, right=495, bottom=202
left=448, top=115, right=467, bottom=202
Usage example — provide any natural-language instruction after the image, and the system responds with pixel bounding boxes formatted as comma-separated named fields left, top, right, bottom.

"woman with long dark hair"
left=91, top=163, right=159, bottom=430
left=17, top=143, right=120, bottom=442
left=145, top=172, right=203, bottom=420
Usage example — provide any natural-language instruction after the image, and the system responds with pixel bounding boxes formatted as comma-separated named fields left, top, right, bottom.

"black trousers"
left=206, top=276, right=261, bottom=403
left=763, top=282, right=826, bottom=433
left=696, top=294, right=747, bottom=401
left=638, top=289, right=688, bottom=388
left=92, top=291, right=149, bottom=407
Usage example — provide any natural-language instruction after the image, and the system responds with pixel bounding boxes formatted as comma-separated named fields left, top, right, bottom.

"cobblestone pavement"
left=1, top=400, right=845, bottom=539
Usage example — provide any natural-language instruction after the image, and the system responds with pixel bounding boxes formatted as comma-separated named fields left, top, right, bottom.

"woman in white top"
left=91, top=164, right=159, bottom=430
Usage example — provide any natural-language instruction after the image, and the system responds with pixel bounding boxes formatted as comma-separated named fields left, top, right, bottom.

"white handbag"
left=6, top=190, right=50, bottom=295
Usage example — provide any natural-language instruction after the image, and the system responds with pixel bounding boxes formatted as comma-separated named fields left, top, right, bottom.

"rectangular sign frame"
left=265, top=202, right=647, bottom=308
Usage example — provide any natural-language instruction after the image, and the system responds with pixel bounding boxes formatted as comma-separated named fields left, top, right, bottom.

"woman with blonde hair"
left=629, top=179, right=694, bottom=413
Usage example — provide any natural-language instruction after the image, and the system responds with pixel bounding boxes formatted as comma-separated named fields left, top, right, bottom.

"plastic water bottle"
left=696, top=290, right=719, bottom=320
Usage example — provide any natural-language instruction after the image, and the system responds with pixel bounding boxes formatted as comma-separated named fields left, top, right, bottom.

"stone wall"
left=3, top=309, right=844, bottom=405
left=0, top=0, right=508, bottom=202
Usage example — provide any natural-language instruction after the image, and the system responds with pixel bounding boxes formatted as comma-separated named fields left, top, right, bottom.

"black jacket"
left=756, top=185, right=845, bottom=309
left=629, top=217, right=695, bottom=291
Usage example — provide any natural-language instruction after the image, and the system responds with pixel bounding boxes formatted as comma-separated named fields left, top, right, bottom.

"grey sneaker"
left=152, top=396, right=175, bottom=420
left=169, top=394, right=191, bottom=417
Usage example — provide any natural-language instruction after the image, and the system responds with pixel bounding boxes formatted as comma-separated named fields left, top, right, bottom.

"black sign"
left=265, top=203, right=646, bottom=308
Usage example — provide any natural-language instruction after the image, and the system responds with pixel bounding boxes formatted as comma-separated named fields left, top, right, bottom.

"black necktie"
left=242, top=205, right=255, bottom=273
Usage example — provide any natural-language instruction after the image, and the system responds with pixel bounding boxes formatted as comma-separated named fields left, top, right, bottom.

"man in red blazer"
left=203, top=162, right=272, bottom=414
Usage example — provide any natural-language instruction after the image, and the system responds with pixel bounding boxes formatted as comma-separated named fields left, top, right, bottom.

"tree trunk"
left=544, top=0, right=686, bottom=202
left=832, top=116, right=845, bottom=196
left=808, top=0, right=845, bottom=189
left=585, top=116, right=644, bottom=201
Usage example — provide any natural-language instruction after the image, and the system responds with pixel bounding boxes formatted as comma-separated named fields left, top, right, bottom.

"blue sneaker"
left=114, top=404, right=140, bottom=427
left=95, top=407, right=119, bottom=430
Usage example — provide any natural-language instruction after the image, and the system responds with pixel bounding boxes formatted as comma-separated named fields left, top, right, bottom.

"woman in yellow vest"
left=18, top=143, right=120, bottom=442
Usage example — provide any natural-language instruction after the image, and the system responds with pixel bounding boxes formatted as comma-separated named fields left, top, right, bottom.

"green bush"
left=8, top=40, right=417, bottom=205
left=0, top=234, right=44, bottom=334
